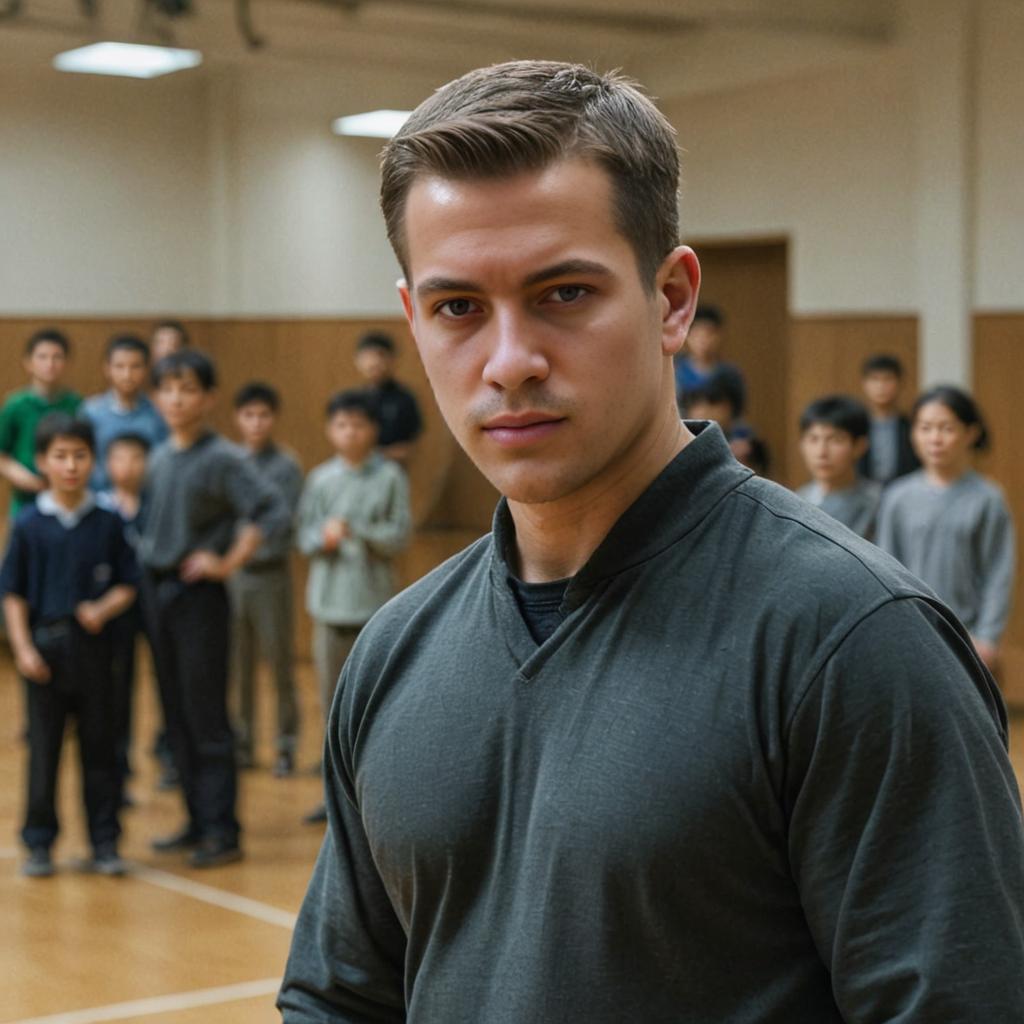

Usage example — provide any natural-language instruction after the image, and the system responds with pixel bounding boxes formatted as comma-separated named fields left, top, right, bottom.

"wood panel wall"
left=974, top=314, right=1024, bottom=706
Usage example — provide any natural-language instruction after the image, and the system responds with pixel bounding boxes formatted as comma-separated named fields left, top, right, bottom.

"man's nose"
left=481, top=307, right=549, bottom=391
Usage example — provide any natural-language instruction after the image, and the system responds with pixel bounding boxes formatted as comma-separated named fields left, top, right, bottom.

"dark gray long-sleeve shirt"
left=138, top=431, right=289, bottom=572
left=242, top=443, right=303, bottom=567
left=279, top=423, right=1024, bottom=1023
left=877, top=469, right=1016, bottom=645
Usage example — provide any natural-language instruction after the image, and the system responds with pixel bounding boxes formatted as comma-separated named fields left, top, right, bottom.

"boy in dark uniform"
left=353, top=332, right=423, bottom=466
left=1, top=415, right=137, bottom=877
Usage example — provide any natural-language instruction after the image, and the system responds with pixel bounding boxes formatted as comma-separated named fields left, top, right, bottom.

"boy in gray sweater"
left=296, top=389, right=410, bottom=823
left=797, top=394, right=881, bottom=541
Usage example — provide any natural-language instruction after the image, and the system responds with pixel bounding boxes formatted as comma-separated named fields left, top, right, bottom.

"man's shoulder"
left=0, top=388, right=35, bottom=414
left=729, top=474, right=927, bottom=604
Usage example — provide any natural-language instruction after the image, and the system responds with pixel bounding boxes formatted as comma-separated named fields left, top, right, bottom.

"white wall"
left=0, top=68, right=213, bottom=315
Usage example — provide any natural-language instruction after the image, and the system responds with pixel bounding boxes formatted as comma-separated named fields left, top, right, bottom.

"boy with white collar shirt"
left=1, top=414, right=138, bottom=878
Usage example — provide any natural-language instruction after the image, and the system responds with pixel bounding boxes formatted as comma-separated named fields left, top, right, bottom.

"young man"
left=149, top=319, right=190, bottom=364
left=280, top=61, right=1024, bottom=1021
left=81, top=334, right=168, bottom=491
left=0, top=329, right=81, bottom=518
left=139, top=350, right=288, bottom=868
left=229, top=382, right=304, bottom=776
left=797, top=394, right=882, bottom=540
left=295, top=389, right=410, bottom=823
left=353, top=331, right=423, bottom=465
left=858, top=353, right=920, bottom=485
left=1, top=415, right=137, bottom=877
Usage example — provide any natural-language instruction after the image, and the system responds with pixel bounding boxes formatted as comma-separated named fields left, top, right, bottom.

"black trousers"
left=22, top=620, right=120, bottom=852
left=108, top=604, right=144, bottom=793
left=141, top=572, right=239, bottom=842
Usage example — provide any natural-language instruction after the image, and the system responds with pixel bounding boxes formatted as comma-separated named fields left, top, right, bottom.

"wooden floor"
left=3, top=651, right=1024, bottom=1024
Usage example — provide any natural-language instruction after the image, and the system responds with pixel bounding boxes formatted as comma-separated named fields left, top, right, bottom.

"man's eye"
left=548, top=285, right=588, bottom=304
left=439, top=298, right=476, bottom=318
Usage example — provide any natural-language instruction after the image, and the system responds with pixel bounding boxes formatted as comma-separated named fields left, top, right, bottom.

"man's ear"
left=658, top=246, right=701, bottom=358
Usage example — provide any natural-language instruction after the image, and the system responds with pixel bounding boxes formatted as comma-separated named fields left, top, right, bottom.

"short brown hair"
left=380, top=60, right=680, bottom=288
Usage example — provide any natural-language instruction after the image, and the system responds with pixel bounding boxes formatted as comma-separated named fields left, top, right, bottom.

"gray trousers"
left=229, top=564, right=299, bottom=756
left=312, top=621, right=362, bottom=720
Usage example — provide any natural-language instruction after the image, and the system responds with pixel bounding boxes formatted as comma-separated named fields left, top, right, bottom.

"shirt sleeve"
left=295, top=471, right=328, bottom=557
left=0, top=520, right=29, bottom=598
left=785, top=596, right=1024, bottom=1021
left=874, top=489, right=901, bottom=562
left=278, top=662, right=408, bottom=1021
left=0, top=397, right=17, bottom=457
left=351, top=468, right=411, bottom=558
left=220, top=448, right=289, bottom=544
left=971, top=490, right=1016, bottom=646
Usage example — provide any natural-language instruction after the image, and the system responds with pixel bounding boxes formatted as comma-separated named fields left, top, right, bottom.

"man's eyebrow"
left=521, top=259, right=613, bottom=288
left=414, top=259, right=613, bottom=299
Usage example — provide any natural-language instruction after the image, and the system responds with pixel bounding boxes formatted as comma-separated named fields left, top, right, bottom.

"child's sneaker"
left=22, top=847, right=54, bottom=878
left=92, top=844, right=128, bottom=877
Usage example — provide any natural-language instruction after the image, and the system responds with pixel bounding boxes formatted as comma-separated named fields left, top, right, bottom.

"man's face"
left=862, top=371, right=901, bottom=410
left=912, top=400, right=976, bottom=472
left=399, top=158, right=697, bottom=506
left=106, top=442, right=147, bottom=492
left=355, top=348, right=394, bottom=387
left=326, top=410, right=378, bottom=462
left=38, top=436, right=93, bottom=496
left=236, top=401, right=276, bottom=449
left=151, top=327, right=186, bottom=364
left=155, top=370, right=212, bottom=432
left=106, top=348, right=148, bottom=399
left=25, top=342, right=67, bottom=388
left=799, top=424, right=865, bottom=485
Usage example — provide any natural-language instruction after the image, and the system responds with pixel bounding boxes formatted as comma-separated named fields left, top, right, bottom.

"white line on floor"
left=131, top=865, right=298, bottom=929
left=8, top=977, right=281, bottom=1024
left=0, top=847, right=19, bottom=859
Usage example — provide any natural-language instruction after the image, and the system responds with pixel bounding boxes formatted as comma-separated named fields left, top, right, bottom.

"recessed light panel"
left=332, top=110, right=412, bottom=139
left=54, top=42, right=202, bottom=79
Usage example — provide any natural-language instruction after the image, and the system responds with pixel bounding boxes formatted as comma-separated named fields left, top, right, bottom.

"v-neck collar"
left=489, top=421, right=753, bottom=671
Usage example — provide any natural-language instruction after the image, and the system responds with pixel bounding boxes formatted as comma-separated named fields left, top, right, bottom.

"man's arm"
left=971, top=492, right=1015, bottom=653
left=180, top=525, right=263, bottom=583
left=786, top=596, right=1024, bottom=1021
left=0, top=453, right=44, bottom=494
left=2, top=594, right=50, bottom=683
left=350, top=469, right=412, bottom=559
left=75, top=584, right=136, bottom=633
left=278, top=662, right=408, bottom=1021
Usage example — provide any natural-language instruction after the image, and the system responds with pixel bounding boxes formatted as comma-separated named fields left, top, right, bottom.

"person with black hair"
left=0, top=329, right=81, bottom=517
left=81, top=334, right=168, bottom=491
left=150, top=319, right=190, bottom=364
left=797, top=395, right=881, bottom=540
left=139, top=350, right=289, bottom=867
left=673, top=304, right=747, bottom=414
left=295, top=388, right=411, bottom=823
left=229, top=381, right=304, bottom=777
left=354, top=331, right=423, bottom=465
left=858, top=353, right=920, bottom=484
left=681, top=367, right=764, bottom=471
left=877, top=385, right=1015, bottom=670
left=0, top=414, right=138, bottom=877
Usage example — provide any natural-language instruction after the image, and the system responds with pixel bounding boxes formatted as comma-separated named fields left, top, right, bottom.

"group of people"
left=0, top=323, right=421, bottom=877
left=678, top=332, right=1016, bottom=672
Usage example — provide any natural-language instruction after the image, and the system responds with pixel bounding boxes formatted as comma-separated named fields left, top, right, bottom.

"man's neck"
left=113, top=486, right=141, bottom=513
left=509, top=411, right=693, bottom=583
left=31, top=380, right=60, bottom=401
left=869, top=402, right=897, bottom=420
left=111, top=389, right=141, bottom=411
left=245, top=439, right=274, bottom=455
left=925, top=462, right=970, bottom=487
left=338, top=451, right=372, bottom=470
left=171, top=423, right=208, bottom=449
left=50, top=488, right=88, bottom=512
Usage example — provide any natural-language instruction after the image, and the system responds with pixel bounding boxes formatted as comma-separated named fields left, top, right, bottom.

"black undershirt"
left=508, top=575, right=569, bottom=645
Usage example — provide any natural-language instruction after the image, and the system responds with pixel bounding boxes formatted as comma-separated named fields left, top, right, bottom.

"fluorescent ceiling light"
left=53, top=42, right=202, bottom=79
left=332, top=110, right=412, bottom=139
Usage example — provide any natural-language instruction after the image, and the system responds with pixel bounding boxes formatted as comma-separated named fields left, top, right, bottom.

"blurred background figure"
left=674, top=305, right=747, bottom=420
left=353, top=332, right=423, bottom=467
left=859, top=354, right=920, bottom=487
left=877, top=386, right=1015, bottom=671
left=149, top=320, right=190, bottom=366
left=797, top=395, right=881, bottom=540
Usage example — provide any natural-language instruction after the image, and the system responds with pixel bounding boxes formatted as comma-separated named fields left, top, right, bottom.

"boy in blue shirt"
left=81, top=334, right=168, bottom=491
left=1, top=414, right=138, bottom=877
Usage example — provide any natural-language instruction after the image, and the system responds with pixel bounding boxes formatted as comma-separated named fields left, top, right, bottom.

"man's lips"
left=481, top=413, right=566, bottom=448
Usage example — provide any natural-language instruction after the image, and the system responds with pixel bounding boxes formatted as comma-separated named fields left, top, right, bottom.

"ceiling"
left=0, top=0, right=900, bottom=100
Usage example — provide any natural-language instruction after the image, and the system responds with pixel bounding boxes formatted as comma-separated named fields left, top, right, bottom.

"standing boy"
left=81, top=334, right=168, bottom=492
left=797, top=395, right=882, bottom=540
left=230, top=382, right=304, bottom=776
left=0, top=329, right=81, bottom=518
left=97, top=433, right=151, bottom=805
left=139, top=350, right=288, bottom=867
left=353, top=332, right=423, bottom=466
left=295, top=390, right=411, bottom=823
left=858, top=353, right=920, bottom=485
left=1, top=415, right=137, bottom=877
